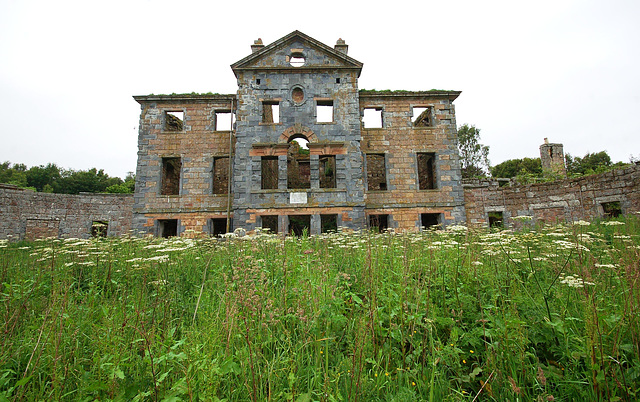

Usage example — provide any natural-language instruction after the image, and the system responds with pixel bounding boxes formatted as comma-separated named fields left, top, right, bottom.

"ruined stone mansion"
left=132, top=31, right=464, bottom=237
left=0, top=32, right=638, bottom=240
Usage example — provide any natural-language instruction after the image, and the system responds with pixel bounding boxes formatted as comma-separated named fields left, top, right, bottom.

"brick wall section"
left=359, top=91, right=466, bottom=231
left=464, top=164, right=640, bottom=228
left=132, top=95, right=236, bottom=235
left=0, top=184, right=133, bottom=240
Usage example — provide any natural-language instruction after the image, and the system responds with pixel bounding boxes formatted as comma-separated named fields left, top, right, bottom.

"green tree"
left=491, top=157, right=542, bottom=178
left=0, top=162, right=28, bottom=187
left=106, top=172, right=135, bottom=193
left=26, top=163, right=61, bottom=192
left=565, top=151, right=613, bottom=176
left=53, top=168, right=123, bottom=194
left=457, top=124, right=490, bottom=178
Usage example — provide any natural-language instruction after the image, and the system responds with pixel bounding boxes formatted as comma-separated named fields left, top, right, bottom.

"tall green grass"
left=0, top=216, right=639, bottom=401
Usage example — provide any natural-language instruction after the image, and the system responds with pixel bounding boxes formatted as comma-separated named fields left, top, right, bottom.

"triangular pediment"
left=231, top=31, right=363, bottom=76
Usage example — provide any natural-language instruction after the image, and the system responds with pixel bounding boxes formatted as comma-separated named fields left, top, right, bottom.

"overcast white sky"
left=1, top=0, right=638, bottom=179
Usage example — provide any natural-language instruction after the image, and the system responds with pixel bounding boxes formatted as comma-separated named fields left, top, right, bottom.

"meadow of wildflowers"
left=0, top=216, right=639, bottom=401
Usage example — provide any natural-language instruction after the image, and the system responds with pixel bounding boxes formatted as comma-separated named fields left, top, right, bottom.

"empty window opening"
left=421, top=213, right=440, bottom=230
left=289, top=53, right=305, bottom=67
left=316, top=100, right=334, bottom=123
left=292, top=87, right=305, bottom=104
left=210, top=218, right=227, bottom=237
left=488, top=211, right=504, bottom=228
left=417, top=152, right=436, bottom=190
left=91, top=221, right=108, bottom=238
left=363, top=108, right=383, bottom=128
left=319, top=155, right=336, bottom=189
left=369, top=214, right=389, bottom=233
left=215, top=110, right=234, bottom=131
left=158, top=219, right=178, bottom=238
left=261, top=156, right=279, bottom=189
left=602, top=201, right=622, bottom=218
left=288, top=137, right=311, bottom=189
left=289, top=215, right=311, bottom=236
left=321, top=214, right=338, bottom=233
left=336, top=78, right=341, bottom=84
left=161, top=157, right=181, bottom=195
left=212, top=157, right=229, bottom=194
left=256, top=79, right=261, bottom=85
left=165, top=111, right=184, bottom=131
left=260, top=215, right=278, bottom=234
left=366, top=154, right=387, bottom=191
left=262, top=101, right=280, bottom=124
left=412, top=107, right=432, bottom=127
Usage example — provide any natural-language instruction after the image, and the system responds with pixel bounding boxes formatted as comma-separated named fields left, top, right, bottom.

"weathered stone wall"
left=231, top=34, right=366, bottom=233
left=464, top=164, right=640, bottom=228
left=0, top=184, right=133, bottom=240
left=132, top=95, right=236, bottom=236
left=360, top=91, right=466, bottom=230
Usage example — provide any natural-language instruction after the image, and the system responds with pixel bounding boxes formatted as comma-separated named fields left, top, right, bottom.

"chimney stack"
left=334, top=38, right=348, bottom=54
left=251, top=38, right=264, bottom=53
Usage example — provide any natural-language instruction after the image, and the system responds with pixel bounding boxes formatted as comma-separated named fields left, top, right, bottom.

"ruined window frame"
left=416, top=152, right=437, bottom=190
left=259, top=215, right=279, bottom=234
left=365, top=153, right=388, bottom=191
left=320, top=214, right=338, bottom=233
left=164, top=110, right=184, bottom=132
left=261, top=156, right=279, bottom=190
left=214, top=110, right=234, bottom=131
left=157, top=219, right=179, bottom=238
left=420, top=213, right=441, bottom=230
left=209, top=218, right=228, bottom=237
left=601, top=201, right=622, bottom=219
left=211, top=156, right=230, bottom=195
left=411, top=106, right=433, bottom=127
left=488, top=211, right=504, bottom=229
left=315, top=99, right=334, bottom=124
left=91, top=220, right=109, bottom=238
left=362, top=107, right=383, bottom=129
left=287, top=137, right=311, bottom=190
left=288, top=215, right=311, bottom=236
left=368, top=214, right=389, bottom=233
left=319, top=155, right=337, bottom=189
left=261, top=100, right=281, bottom=124
left=160, top=157, right=182, bottom=196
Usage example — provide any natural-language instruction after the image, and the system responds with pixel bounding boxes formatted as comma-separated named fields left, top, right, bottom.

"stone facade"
left=5, top=33, right=635, bottom=241
left=132, top=31, right=465, bottom=236
left=464, top=164, right=640, bottom=228
left=0, top=184, right=133, bottom=240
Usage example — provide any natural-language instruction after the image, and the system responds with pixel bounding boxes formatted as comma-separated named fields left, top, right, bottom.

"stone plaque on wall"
left=290, top=192, right=307, bottom=204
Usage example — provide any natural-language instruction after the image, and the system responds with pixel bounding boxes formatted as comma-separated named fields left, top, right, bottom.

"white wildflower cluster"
left=572, top=220, right=591, bottom=226
left=126, top=255, right=170, bottom=263
left=446, top=224, right=468, bottom=233
left=553, top=240, right=590, bottom=252
left=512, top=215, right=533, bottom=221
left=594, top=263, right=617, bottom=269
left=602, top=221, right=624, bottom=226
left=559, top=274, right=594, bottom=288
left=0, top=239, right=8, bottom=248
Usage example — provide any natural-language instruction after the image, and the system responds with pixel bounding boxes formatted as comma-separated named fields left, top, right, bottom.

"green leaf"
left=15, top=375, right=32, bottom=387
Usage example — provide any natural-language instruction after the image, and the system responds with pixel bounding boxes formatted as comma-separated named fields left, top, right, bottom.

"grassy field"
left=1, top=217, right=639, bottom=401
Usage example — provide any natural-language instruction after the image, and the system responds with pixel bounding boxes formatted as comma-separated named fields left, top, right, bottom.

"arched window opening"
left=287, top=136, right=310, bottom=189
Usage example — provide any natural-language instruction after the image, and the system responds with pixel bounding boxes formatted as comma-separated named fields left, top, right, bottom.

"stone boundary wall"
left=0, top=184, right=133, bottom=241
left=464, top=164, right=640, bottom=228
